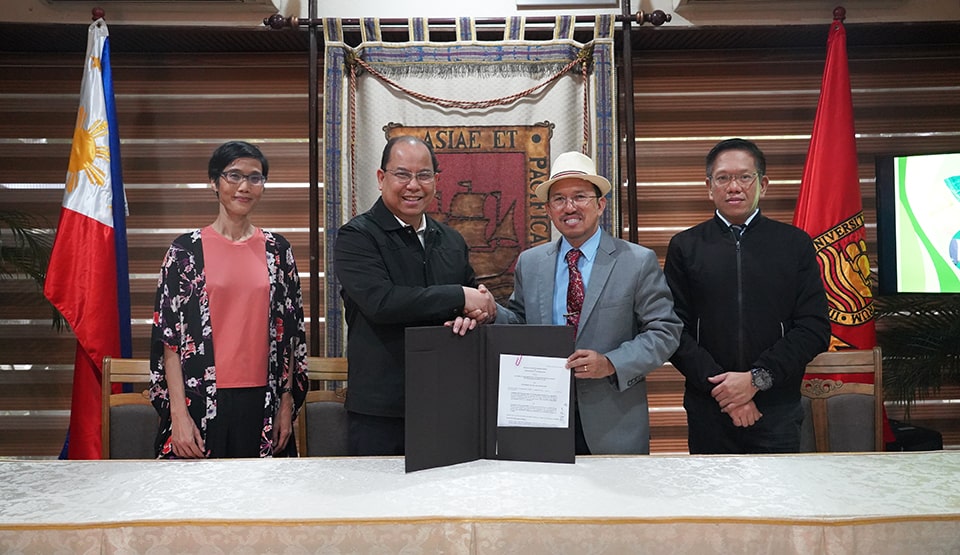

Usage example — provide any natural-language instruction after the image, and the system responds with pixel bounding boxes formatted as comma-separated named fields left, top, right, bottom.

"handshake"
left=462, top=283, right=497, bottom=323
left=452, top=283, right=497, bottom=335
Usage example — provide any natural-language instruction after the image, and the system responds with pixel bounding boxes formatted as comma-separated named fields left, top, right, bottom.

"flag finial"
left=92, top=7, right=105, bottom=21
left=833, top=6, right=846, bottom=22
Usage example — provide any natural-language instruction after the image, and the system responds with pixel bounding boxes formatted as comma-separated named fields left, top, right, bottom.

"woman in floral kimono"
left=149, top=141, right=308, bottom=458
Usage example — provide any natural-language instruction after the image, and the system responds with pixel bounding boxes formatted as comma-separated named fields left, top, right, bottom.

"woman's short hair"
left=208, top=141, right=269, bottom=182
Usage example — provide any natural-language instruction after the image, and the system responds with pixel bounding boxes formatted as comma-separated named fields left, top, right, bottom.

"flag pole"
left=96, top=7, right=133, bottom=361
left=620, top=0, right=638, bottom=243
left=308, top=0, right=321, bottom=356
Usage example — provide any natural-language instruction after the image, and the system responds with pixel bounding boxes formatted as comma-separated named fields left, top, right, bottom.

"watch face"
left=752, top=369, right=773, bottom=390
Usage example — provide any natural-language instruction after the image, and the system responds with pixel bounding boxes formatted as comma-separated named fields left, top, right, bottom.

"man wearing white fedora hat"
left=453, top=150, right=682, bottom=455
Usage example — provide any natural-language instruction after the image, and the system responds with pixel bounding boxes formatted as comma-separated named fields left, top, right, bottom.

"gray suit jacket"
left=495, top=232, right=682, bottom=454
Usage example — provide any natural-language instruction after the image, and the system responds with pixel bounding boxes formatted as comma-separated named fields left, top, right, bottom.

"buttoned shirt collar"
left=715, top=209, right=759, bottom=230
left=393, top=213, right=426, bottom=247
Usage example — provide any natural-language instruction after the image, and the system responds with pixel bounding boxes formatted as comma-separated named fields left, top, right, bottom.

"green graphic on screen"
left=895, top=153, right=960, bottom=293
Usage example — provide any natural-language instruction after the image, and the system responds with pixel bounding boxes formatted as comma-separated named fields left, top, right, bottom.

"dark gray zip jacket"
left=664, top=212, right=830, bottom=408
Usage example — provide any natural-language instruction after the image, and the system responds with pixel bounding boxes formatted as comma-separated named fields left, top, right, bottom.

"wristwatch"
left=750, top=367, right=773, bottom=391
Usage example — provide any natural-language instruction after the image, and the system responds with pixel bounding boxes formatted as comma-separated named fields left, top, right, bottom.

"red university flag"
left=793, top=14, right=893, bottom=443
left=794, top=15, right=876, bottom=351
left=44, top=19, right=131, bottom=459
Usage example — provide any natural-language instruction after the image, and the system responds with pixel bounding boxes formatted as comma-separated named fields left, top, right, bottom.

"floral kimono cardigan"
left=149, top=229, right=309, bottom=458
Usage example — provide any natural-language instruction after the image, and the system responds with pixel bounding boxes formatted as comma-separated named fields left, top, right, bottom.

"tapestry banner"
left=323, top=16, right=617, bottom=354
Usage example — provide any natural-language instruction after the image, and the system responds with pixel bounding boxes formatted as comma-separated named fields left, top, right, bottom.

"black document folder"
left=404, top=324, right=575, bottom=473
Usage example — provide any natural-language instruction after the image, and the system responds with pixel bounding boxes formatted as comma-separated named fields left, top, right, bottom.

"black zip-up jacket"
left=663, top=212, right=830, bottom=409
left=333, top=198, right=478, bottom=418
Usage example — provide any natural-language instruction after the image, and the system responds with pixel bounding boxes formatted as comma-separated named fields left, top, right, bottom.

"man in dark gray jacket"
left=664, top=138, right=830, bottom=454
left=333, top=136, right=495, bottom=456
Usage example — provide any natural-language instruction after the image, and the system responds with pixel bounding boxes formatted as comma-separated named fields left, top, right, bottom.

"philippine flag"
left=44, top=18, right=132, bottom=460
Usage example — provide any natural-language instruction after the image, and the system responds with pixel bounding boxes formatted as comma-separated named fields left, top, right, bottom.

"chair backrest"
left=101, top=357, right=157, bottom=459
left=799, top=346, right=883, bottom=452
left=298, top=357, right=349, bottom=456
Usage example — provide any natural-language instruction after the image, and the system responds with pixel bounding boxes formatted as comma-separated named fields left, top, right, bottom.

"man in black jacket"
left=664, top=138, right=830, bottom=454
left=333, top=136, right=496, bottom=456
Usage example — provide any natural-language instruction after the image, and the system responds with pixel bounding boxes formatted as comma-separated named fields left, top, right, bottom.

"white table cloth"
left=2, top=452, right=959, bottom=554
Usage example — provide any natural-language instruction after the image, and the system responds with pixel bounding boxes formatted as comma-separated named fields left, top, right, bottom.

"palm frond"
left=0, top=210, right=53, bottom=281
left=0, top=210, right=66, bottom=330
left=875, top=294, right=960, bottom=414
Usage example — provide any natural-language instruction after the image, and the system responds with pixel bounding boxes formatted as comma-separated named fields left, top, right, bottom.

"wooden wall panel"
left=3, top=32, right=959, bottom=457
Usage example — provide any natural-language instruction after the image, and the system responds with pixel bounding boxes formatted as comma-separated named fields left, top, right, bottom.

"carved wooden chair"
left=799, top=346, right=884, bottom=452
left=101, top=357, right=157, bottom=459
left=298, top=357, right=349, bottom=456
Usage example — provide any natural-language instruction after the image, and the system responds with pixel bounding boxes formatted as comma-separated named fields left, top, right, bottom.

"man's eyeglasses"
left=385, top=169, right=438, bottom=185
left=709, top=172, right=759, bottom=189
left=548, top=194, right=599, bottom=209
left=220, top=171, right=266, bottom=187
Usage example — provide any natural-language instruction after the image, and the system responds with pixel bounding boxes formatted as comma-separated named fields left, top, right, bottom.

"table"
left=2, top=452, right=959, bottom=554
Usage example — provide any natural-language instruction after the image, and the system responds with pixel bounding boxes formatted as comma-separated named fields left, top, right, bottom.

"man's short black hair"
left=705, top=138, right=766, bottom=177
left=380, top=135, right=440, bottom=172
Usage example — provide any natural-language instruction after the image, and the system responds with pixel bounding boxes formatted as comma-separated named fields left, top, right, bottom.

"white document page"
left=497, top=353, right=570, bottom=428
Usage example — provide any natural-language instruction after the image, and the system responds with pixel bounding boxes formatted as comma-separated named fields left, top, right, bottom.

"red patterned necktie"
left=565, top=248, right=584, bottom=332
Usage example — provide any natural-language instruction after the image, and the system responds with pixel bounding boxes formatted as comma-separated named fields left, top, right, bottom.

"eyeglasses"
left=384, top=168, right=437, bottom=185
left=548, top=194, right=599, bottom=209
left=709, top=172, right=759, bottom=189
left=220, top=171, right=266, bottom=187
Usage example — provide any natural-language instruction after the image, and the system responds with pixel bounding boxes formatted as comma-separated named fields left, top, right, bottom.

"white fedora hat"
left=534, top=151, right=612, bottom=202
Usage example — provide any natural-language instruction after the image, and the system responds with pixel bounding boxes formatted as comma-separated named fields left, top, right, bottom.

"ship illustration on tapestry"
left=430, top=180, right=522, bottom=302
